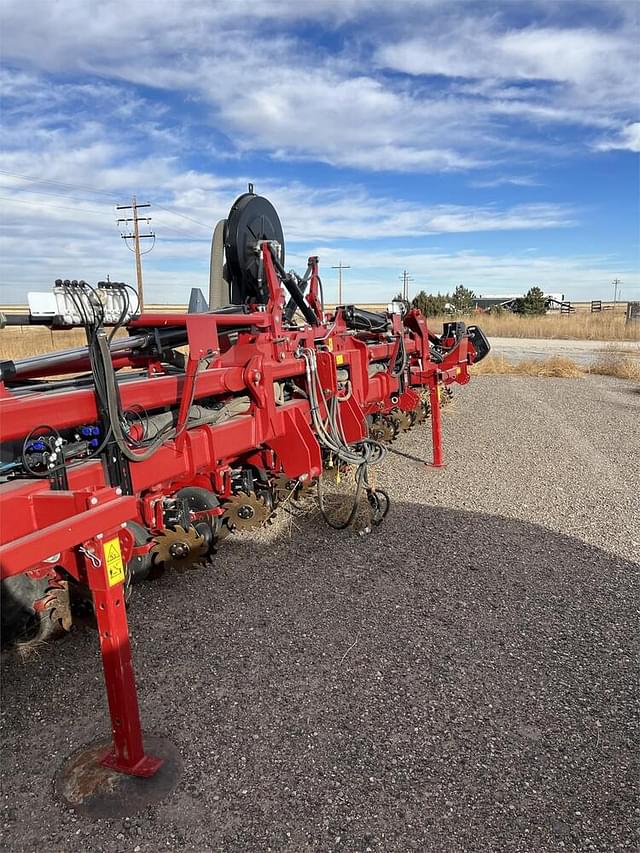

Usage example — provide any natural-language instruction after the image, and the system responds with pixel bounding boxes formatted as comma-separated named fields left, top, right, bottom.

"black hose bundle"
left=300, top=347, right=390, bottom=529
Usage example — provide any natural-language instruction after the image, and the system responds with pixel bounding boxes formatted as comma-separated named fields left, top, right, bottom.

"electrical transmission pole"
left=331, top=261, right=351, bottom=305
left=116, top=196, right=154, bottom=310
left=399, top=270, right=413, bottom=301
left=612, top=278, right=622, bottom=307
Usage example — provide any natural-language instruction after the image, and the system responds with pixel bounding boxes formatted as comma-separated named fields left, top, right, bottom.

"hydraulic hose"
left=98, top=333, right=182, bottom=461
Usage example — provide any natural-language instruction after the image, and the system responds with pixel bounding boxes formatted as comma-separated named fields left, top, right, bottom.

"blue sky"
left=0, top=0, right=638, bottom=304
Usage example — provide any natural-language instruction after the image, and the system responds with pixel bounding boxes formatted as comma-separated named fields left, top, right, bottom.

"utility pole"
left=399, top=270, right=413, bottom=301
left=116, top=196, right=154, bottom=310
left=612, top=278, right=622, bottom=307
left=331, top=261, right=351, bottom=305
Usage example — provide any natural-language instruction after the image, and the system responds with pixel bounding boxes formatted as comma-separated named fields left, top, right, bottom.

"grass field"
left=432, top=311, right=639, bottom=341
left=0, top=327, right=117, bottom=360
left=473, top=353, right=640, bottom=381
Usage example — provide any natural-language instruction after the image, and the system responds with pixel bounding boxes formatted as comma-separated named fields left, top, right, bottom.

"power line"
left=399, top=269, right=413, bottom=301
left=150, top=201, right=212, bottom=230
left=117, top=196, right=155, bottom=310
left=612, top=277, right=622, bottom=305
left=0, top=168, right=121, bottom=199
left=0, top=194, right=208, bottom=242
left=0, top=195, right=108, bottom=217
left=0, top=168, right=213, bottom=230
left=331, top=261, right=351, bottom=304
left=0, top=185, right=115, bottom=206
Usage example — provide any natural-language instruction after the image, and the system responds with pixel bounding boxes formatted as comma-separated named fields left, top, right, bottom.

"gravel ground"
left=488, top=337, right=640, bottom=365
left=2, top=375, right=638, bottom=853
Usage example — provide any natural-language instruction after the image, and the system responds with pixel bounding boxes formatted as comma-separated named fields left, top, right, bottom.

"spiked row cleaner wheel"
left=222, top=491, right=271, bottom=530
left=151, top=525, right=208, bottom=572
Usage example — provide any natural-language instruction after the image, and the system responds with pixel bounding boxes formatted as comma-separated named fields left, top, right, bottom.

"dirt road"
left=2, top=375, right=638, bottom=853
left=488, top=336, right=640, bottom=365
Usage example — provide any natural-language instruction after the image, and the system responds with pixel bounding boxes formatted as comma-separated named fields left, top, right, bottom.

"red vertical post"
left=83, top=535, right=163, bottom=777
left=427, top=380, right=446, bottom=468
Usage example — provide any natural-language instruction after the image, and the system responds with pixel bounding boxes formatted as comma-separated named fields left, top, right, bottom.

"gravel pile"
left=2, top=374, right=638, bottom=852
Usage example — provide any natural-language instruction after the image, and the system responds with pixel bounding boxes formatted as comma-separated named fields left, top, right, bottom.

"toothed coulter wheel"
left=370, top=415, right=396, bottom=443
left=151, top=525, right=208, bottom=572
left=415, top=398, right=430, bottom=423
left=223, top=491, right=271, bottom=530
left=273, top=474, right=303, bottom=502
left=441, top=386, right=454, bottom=406
left=392, top=411, right=413, bottom=432
left=0, top=575, right=71, bottom=650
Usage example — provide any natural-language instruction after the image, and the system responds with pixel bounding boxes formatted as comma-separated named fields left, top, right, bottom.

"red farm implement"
left=0, top=189, right=489, bottom=814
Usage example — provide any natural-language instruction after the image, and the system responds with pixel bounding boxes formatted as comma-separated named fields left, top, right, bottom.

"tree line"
left=393, top=285, right=548, bottom=316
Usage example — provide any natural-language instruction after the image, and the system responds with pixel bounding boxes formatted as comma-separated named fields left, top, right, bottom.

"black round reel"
left=224, top=192, right=285, bottom=305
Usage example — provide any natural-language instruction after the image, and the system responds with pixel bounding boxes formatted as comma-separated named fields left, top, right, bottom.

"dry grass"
left=431, top=312, right=639, bottom=341
left=588, top=356, right=640, bottom=382
left=473, top=355, right=585, bottom=378
left=473, top=354, right=640, bottom=382
left=0, top=327, right=124, bottom=360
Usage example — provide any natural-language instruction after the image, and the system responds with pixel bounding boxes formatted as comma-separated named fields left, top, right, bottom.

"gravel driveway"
left=489, top=336, right=640, bottom=365
left=2, top=375, right=638, bottom=853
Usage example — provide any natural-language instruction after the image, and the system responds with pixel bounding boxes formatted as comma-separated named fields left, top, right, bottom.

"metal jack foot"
left=56, top=534, right=182, bottom=816
left=56, top=735, right=181, bottom=818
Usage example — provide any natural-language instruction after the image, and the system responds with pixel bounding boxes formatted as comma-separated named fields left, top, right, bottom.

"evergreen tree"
left=411, top=290, right=450, bottom=316
left=451, top=284, right=476, bottom=314
left=512, top=286, right=547, bottom=315
left=522, top=286, right=547, bottom=315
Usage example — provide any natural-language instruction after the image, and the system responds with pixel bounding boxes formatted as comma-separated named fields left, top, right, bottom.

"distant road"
left=489, top=336, right=640, bottom=364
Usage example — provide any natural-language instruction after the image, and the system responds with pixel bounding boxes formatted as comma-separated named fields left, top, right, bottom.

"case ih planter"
left=0, top=190, right=489, bottom=814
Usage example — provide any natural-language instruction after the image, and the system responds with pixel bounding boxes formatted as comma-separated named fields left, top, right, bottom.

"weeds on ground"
left=472, top=355, right=583, bottom=378
left=472, top=354, right=640, bottom=381
left=430, top=312, right=639, bottom=342
left=588, top=356, right=640, bottom=382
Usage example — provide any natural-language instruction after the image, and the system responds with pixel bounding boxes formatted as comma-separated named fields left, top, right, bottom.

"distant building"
left=473, top=295, right=519, bottom=311
left=474, top=293, right=566, bottom=312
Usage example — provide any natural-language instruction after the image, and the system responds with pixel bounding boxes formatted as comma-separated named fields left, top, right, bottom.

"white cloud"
left=0, top=172, right=579, bottom=289
left=376, top=21, right=639, bottom=133
left=0, top=101, right=582, bottom=302
left=287, top=244, right=640, bottom=304
left=1, top=2, right=637, bottom=173
left=470, top=176, right=541, bottom=188
left=0, top=2, right=636, bottom=303
left=1, top=195, right=631, bottom=305
left=0, top=160, right=630, bottom=305
left=376, top=24, right=636, bottom=96
left=593, top=122, right=640, bottom=153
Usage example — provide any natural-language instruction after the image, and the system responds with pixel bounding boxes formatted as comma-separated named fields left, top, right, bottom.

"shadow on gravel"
left=1, top=503, right=638, bottom=853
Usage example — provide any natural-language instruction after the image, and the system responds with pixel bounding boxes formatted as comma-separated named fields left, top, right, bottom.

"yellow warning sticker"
left=104, top=537, right=125, bottom=587
left=335, top=353, right=344, bottom=365
left=327, top=338, right=333, bottom=351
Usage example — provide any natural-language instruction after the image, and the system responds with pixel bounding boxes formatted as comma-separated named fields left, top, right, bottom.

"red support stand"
left=56, top=533, right=180, bottom=817
left=427, top=381, right=447, bottom=468
left=84, top=535, right=163, bottom=777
